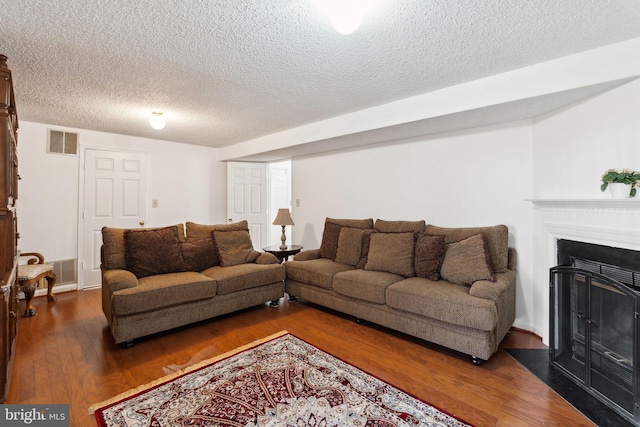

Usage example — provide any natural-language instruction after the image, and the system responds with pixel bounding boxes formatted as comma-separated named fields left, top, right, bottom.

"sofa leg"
left=270, top=299, right=280, bottom=307
left=121, top=340, right=135, bottom=348
left=288, top=294, right=298, bottom=302
left=471, top=356, right=484, bottom=365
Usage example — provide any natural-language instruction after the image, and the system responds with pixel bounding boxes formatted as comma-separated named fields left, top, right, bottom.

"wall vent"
left=47, top=129, right=78, bottom=155
left=35, top=258, right=77, bottom=289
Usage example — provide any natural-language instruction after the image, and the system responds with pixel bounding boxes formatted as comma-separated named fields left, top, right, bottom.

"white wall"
left=16, top=121, right=226, bottom=265
left=291, top=121, right=536, bottom=331
left=533, top=78, right=640, bottom=198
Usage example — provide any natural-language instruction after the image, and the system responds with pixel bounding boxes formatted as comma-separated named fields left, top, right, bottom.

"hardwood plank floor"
left=6, top=289, right=595, bottom=426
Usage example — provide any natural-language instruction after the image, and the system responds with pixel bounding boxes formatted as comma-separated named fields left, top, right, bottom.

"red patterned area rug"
left=90, top=330, right=472, bottom=427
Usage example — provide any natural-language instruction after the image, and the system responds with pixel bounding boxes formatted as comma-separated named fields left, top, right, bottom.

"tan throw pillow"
left=365, top=232, right=415, bottom=277
left=440, top=233, right=495, bottom=286
left=212, top=229, right=260, bottom=266
left=124, top=226, right=181, bottom=278
left=318, top=218, right=374, bottom=260
left=426, top=224, right=508, bottom=273
left=179, top=238, right=219, bottom=271
left=414, top=233, right=445, bottom=280
left=335, top=227, right=365, bottom=266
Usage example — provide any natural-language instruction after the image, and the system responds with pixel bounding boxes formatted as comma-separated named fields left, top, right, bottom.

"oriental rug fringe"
left=90, top=330, right=472, bottom=427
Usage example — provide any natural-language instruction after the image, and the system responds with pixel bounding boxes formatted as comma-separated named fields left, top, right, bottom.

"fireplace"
left=550, top=239, right=640, bottom=425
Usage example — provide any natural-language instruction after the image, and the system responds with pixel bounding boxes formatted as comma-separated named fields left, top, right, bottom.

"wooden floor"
left=6, top=289, right=595, bottom=427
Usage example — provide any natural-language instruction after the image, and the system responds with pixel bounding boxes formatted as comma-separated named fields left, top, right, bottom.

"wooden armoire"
left=0, top=54, right=19, bottom=402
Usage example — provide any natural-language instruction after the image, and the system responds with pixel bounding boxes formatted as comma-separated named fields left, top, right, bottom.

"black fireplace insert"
left=550, top=240, right=640, bottom=425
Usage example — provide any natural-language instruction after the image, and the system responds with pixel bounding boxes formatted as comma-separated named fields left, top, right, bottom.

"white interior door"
left=227, top=162, right=268, bottom=250
left=268, top=161, right=292, bottom=246
left=80, top=149, right=148, bottom=288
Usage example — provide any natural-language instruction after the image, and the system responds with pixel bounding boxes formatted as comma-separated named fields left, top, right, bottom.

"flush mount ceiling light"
left=316, top=0, right=371, bottom=35
left=149, top=111, right=165, bottom=130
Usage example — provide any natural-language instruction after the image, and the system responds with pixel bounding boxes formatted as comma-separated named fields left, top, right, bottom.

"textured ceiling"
left=1, top=0, right=640, bottom=149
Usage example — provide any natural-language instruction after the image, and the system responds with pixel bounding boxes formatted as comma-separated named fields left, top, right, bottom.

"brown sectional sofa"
left=284, top=218, right=516, bottom=363
left=101, top=221, right=285, bottom=345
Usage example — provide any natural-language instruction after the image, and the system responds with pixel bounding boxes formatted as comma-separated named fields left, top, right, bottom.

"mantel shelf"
left=527, top=199, right=640, bottom=209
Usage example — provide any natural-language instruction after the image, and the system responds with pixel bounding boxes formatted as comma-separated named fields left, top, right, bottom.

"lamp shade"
left=273, top=208, right=294, bottom=226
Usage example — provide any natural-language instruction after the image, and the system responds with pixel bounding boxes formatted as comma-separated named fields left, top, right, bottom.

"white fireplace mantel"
left=528, top=198, right=640, bottom=212
left=529, top=198, right=640, bottom=344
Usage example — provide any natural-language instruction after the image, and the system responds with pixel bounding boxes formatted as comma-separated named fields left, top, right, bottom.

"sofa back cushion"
left=365, top=232, right=415, bottom=277
left=425, top=224, right=509, bottom=273
left=102, top=224, right=185, bottom=271
left=374, top=219, right=426, bottom=233
left=124, top=226, right=182, bottom=278
left=185, top=220, right=249, bottom=240
left=212, top=228, right=260, bottom=266
left=318, top=218, right=374, bottom=260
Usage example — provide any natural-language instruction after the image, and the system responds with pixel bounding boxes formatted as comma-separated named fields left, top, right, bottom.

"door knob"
left=139, top=221, right=145, bottom=226
left=228, top=218, right=233, bottom=223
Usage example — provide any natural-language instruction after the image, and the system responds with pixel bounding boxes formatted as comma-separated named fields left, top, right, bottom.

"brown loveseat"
left=285, top=218, right=516, bottom=363
left=101, top=221, right=285, bottom=345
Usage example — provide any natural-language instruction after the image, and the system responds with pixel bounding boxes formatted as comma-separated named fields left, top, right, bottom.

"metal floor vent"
left=35, top=258, right=77, bottom=289
left=48, top=129, right=78, bottom=155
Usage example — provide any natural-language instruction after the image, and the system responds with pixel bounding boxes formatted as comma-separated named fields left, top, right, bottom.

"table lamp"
left=273, top=208, right=294, bottom=250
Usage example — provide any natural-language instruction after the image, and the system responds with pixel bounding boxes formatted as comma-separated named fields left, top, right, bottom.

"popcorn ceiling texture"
left=0, top=0, right=639, bottom=148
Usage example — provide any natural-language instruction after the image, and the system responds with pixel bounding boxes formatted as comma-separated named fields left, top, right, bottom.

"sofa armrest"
left=256, top=252, right=279, bottom=264
left=103, top=269, right=139, bottom=293
left=293, top=249, right=320, bottom=261
left=469, top=269, right=516, bottom=302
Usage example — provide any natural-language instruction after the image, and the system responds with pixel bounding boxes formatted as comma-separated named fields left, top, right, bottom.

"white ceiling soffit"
left=1, top=1, right=640, bottom=155
left=223, top=78, right=636, bottom=162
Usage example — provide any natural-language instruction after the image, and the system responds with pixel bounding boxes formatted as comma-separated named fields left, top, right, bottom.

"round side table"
left=262, top=245, right=303, bottom=263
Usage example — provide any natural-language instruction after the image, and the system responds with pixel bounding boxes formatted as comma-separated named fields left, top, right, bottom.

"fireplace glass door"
left=550, top=266, right=639, bottom=424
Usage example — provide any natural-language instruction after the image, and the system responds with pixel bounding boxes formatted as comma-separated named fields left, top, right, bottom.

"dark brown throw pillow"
left=440, top=233, right=495, bottom=286
left=356, top=229, right=376, bottom=269
left=212, top=229, right=260, bottom=266
left=365, top=232, right=415, bottom=277
left=179, top=238, right=219, bottom=271
left=414, top=233, right=445, bottom=280
left=124, top=226, right=181, bottom=278
left=318, top=222, right=342, bottom=260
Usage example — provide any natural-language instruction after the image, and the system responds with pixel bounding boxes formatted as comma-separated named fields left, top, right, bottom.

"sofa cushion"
left=179, top=238, right=219, bottom=271
left=111, top=272, right=217, bottom=316
left=333, top=270, right=404, bottom=304
left=285, top=258, right=355, bottom=289
left=212, top=229, right=260, bottom=266
left=335, top=227, right=365, bottom=266
left=365, top=232, right=414, bottom=277
left=102, top=224, right=185, bottom=270
left=386, top=277, right=497, bottom=331
left=124, top=226, right=182, bottom=278
left=185, top=220, right=248, bottom=240
left=318, top=218, right=374, bottom=260
left=374, top=219, right=426, bottom=232
left=201, top=263, right=285, bottom=295
left=440, top=234, right=495, bottom=286
left=426, top=224, right=509, bottom=273
left=414, top=233, right=445, bottom=280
